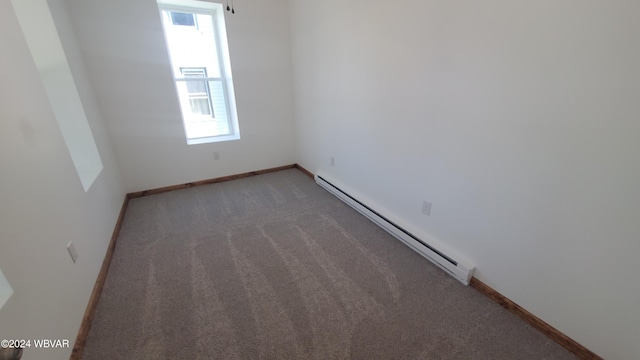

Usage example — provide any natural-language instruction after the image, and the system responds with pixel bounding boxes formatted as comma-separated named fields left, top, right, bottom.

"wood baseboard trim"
left=127, top=164, right=297, bottom=199
left=70, top=196, right=130, bottom=360
left=469, top=277, right=601, bottom=360
left=294, top=163, right=314, bottom=179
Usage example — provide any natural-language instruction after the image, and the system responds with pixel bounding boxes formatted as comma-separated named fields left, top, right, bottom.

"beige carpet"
left=83, top=169, right=576, bottom=359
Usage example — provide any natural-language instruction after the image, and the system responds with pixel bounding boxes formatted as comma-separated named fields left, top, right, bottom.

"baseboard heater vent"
left=315, top=174, right=475, bottom=285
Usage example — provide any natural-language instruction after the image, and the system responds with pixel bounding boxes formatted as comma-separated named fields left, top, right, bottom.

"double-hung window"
left=158, top=0, right=240, bottom=144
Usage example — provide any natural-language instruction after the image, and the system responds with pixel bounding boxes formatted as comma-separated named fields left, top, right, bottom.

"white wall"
left=290, top=1, right=640, bottom=359
left=0, top=1, right=125, bottom=359
left=65, top=0, right=296, bottom=193
left=3, top=0, right=638, bottom=358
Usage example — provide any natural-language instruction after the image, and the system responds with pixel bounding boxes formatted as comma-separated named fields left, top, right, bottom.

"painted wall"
left=0, top=1, right=125, bottom=359
left=289, top=1, right=640, bottom=359
left=65, top=0, right=296, bottom=193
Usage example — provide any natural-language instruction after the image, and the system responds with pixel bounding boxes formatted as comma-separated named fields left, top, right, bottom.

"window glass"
left=170, top=12, right=195, bottom=26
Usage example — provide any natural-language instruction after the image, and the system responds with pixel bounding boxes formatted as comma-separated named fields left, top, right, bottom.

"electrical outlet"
left=330, top=157, right=335, bottom=166
left=422, top=201, right=432, bottom=216
left=67, top=242, right=79, bottom=263
left=213, top=151, right=220, bottom=160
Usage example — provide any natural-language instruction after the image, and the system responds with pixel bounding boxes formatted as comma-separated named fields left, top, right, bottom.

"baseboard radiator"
left=315, top=174, right=475, bottom=285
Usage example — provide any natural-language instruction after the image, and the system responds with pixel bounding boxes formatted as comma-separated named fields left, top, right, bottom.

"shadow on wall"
left=0, top=347, right=23, bottom=360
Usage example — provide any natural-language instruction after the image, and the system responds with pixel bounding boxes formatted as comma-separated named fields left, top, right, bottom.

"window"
left=158, top=0, right=240, bottom=144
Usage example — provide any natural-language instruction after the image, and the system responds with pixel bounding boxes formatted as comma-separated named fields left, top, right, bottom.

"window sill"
left=187, top=133, right=240, bottom=145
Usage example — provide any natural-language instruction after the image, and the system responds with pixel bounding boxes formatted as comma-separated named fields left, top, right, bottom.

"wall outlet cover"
left=67, top=242, right=79, bottom=263
left=422, top=201, right=432, bottom=216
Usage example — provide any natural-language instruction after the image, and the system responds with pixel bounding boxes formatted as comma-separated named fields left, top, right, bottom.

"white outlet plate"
left=213, top=151, right=220, bottom=160
left=422, top=201, right=432, bottom=216
left=67, top=242, right=79, bottom=263
left=330, top=157, right=335, bottom=166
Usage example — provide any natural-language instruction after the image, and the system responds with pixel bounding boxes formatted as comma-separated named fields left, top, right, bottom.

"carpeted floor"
left=82, top=168, right=576, bottom=359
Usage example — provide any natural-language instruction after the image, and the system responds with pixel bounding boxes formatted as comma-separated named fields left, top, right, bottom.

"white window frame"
left=158, top=0, right=240, bottom=145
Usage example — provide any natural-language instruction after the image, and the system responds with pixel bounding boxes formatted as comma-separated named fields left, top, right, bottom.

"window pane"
left=164, top=12, right=221, bottom=79
left=189, top=98, right=211, bottom=116
left=185, top=79, right=207, bottom=95
left=174, top=79, right=230, bottom=138
left=171, top=12, right=195, bottom=26
left=181, top=68, right=208, bottom=95
left=208, top=80, right=226, bottom=121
